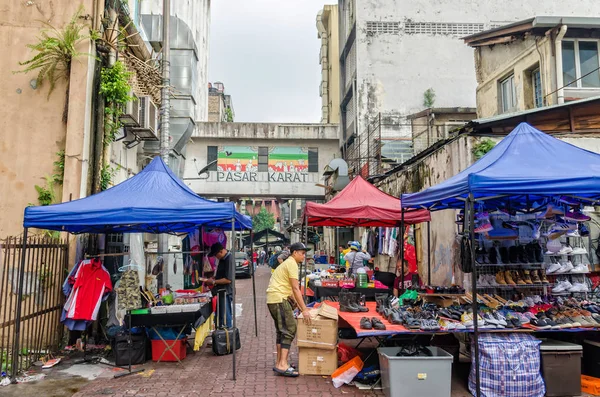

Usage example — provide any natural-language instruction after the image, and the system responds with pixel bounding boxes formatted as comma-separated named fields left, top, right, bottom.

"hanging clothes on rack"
left=115, top=269, right=141, bottom=311
left=64, top=258, right=113, bottom=322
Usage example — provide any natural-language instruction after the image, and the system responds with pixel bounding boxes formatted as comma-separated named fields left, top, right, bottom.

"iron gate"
left=0, top=236, right=69, bottom=378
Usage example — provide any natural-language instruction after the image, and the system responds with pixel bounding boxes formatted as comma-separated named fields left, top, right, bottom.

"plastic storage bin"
left=540, top=339, right=582, bottom=397
left=151, top=338, right=187, bottom=362
left=378, top=346, right=452, bottom=397
left=583, top=340, right=600, bottom=378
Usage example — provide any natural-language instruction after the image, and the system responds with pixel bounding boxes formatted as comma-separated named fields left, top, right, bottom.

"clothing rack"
left=86, top=250, right=204, bottom=258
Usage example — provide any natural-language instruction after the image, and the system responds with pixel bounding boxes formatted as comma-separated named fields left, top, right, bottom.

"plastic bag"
left=331, top=356, right=364, bottom=388
left=337, top=343, right=361, bottom=364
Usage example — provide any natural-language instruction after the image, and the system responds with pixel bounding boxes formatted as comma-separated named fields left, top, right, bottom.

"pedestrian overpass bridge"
left=182, top=122, right=340, bottom=200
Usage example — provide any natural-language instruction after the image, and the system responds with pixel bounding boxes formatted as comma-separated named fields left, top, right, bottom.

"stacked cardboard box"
left=297, top=303, right=339, bottom=375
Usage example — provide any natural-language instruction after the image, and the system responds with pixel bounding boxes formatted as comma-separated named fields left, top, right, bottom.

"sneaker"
left=546, top=262, right=562, bottom=275
left=572, top=247, right=587, bottom=255
left=486, top=274, right=499, bottom=286
left=565, top=211, right=591, bottom=222
left=547, top=229, right=567, bottom=240
left=552, top=281, right=573, bottom=293
left=566, top=229, right=580, bottom=237
left=544, top=204, right=564, bottom=218
left=558, top=246, right=574, bottom=255
left=475, top=222, right=493, bottom=233
left=569, top=282, right=589, bottom=292
left=530, top=317, right=551, bottom=329
left=571, top=263, right=589, bottom=274
left=579, top=223, right=590, bottom=237
left=556, top=261, right=574, bottom=274
left=461, top=312, right=473, bottom=328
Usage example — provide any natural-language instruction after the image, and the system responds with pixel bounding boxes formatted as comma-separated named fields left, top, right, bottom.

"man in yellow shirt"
left=266, top=242, right=312, bottom=377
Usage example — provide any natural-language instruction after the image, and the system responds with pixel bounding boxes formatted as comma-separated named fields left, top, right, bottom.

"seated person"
left=393, top=258, right=420, bottom=297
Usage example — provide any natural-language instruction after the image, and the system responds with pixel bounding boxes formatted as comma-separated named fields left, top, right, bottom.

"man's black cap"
left=289, top=242, right=311, bottom=253
left=208, top=242, right=225, bottom=257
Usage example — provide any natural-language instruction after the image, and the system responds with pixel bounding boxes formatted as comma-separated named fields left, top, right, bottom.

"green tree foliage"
left=100, top=60, right=133, bottom=145
left=252, top=207, right=275, bottom=232
left=423, top=88, right=436, bottom=108
left=472, top=138, right=496, bottom=160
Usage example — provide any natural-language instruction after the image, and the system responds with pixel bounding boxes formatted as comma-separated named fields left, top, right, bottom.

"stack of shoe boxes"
left=297, top=303, right=339, bottom=375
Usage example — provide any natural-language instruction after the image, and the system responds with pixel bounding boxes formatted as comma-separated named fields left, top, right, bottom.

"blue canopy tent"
left=401, top=122, right=600, bottom=211
left=399, top=122, right=600, bottom=397
left=24, top=157, right=252, bottom=233
left=20, top=157, right=250, bottom=380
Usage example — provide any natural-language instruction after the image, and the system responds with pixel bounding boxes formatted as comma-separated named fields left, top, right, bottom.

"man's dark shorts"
left=267, top=299, right=297, bottom=349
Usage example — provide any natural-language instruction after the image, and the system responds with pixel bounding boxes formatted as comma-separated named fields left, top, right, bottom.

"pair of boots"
left=340, top=290, right=369, bottom=313
left=495, top=269, right=549, bottom=285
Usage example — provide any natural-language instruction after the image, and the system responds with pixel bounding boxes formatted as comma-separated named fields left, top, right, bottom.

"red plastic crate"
left=151, top=338, right=187, bottom=362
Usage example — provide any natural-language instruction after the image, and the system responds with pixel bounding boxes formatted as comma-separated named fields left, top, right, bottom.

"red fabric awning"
left=304, top=176, right=430, bottom=227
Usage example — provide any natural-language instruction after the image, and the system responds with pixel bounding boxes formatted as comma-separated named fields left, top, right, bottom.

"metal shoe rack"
left=473, top=213, right=550, bottom=300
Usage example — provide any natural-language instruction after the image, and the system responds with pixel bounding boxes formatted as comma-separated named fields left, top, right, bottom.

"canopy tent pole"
left=11, top=228, right=28, bottom=381
left=250, top=230, right=257, bottom=337
left=427, top=221, right=431, bottom=285
left=335, top=227, right=339, bottom=266
left=303, top=214, right=308, bottom=301
left=468, top=195, right=481, bottom=397
left=400, top=209, right=405, bottom=291
left=231, top=219, right=237, bottom=381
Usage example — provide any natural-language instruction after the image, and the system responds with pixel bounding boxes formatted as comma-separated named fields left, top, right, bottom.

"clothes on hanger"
left=115, top=269, right=141, bottom=311
left=63, top=258, right=113, bottom=322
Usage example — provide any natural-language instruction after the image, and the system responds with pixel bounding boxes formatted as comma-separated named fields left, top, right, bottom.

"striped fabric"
left=469, top=333, right=545, bottom=397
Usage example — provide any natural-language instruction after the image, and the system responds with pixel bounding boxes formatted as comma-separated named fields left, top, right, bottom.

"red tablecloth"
left=325, top=301, right=411, bottom=337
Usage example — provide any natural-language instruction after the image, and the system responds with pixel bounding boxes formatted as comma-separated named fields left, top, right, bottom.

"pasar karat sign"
left=216, top=146, right=314, bottom=183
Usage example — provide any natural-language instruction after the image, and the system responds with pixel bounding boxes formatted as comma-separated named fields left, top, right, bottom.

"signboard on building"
left=215, top=146, right=316, bottom=182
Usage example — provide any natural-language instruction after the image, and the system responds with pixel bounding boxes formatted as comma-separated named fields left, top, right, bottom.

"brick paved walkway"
left=73, top=266, right=384, bottom=397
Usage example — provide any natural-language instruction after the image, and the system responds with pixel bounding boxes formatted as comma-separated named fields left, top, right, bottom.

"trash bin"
left=378, top=346, right=453, bottom=397
left=540, top=339, right=582, bottom=397
left=583, top=340, right=600, bottom=378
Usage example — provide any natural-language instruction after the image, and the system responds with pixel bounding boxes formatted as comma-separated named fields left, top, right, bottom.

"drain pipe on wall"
left=554, top=24, right=568, bottom=105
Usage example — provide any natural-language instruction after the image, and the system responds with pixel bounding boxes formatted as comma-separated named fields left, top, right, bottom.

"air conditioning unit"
left=130, top=96, right=159, bottom=141
left=119, top=92, right=140, bottom=126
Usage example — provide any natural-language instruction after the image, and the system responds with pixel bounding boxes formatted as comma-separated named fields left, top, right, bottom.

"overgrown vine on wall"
left=100, top=60, right=133, bottom=145
left=53, top=150, right=65, bottom=185
left=100, top=164, right=118, bottom=191
left=472, top=138, right=496, bottom=160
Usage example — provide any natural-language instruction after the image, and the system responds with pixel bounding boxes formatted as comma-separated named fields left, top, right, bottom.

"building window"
left=532, top=68, right=543, bottom=108
left=207, top=146, right=218, bottom=171
left=258, top=146, right=269, bottom=172
left=500, top=74, right=516, bottom=113
left=308, top=148, right=319, bottom=172
left=562, top=40, right=600, bottom=88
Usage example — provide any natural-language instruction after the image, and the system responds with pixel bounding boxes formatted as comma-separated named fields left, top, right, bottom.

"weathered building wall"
left=0, top=1, right=96, bottom=237
left=208, top=94, right=224, bottom=122
left=341, top=0, right=598, bottom=140
left=475, top=36, right=555, bottom=118
left=317, top=5, right=341, bottom=124
left=185, top=123, right=340, bottom=198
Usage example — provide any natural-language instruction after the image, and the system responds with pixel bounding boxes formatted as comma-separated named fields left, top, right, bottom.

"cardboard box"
left=297, top=303, right=338, bottom=349
left=298, top=347, right=338, bottom=375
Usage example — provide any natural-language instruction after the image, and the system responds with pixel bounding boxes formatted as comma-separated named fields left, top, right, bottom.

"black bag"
left=212, top=327, right=241, bottom=356
left=113, top=332, right=147, bottom=366
left=211, top=290, right=241, bottom=356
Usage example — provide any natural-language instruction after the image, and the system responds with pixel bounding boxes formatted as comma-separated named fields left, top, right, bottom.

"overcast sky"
left=208, top=0, right=334, bottom=123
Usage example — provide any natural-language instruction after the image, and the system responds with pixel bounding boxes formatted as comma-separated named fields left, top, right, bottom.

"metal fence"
left=0, top=236, right=69, bottom=377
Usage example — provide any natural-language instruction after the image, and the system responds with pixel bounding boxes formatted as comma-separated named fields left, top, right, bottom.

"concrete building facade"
left=208, top=82, right=234, bottom=122
left=183, top=122, right=340, bottom=199
left=337, top=0, right=598, bottom=148
left=464, top=17, right=600, bottom=118
left=317, top=5, right=341, bottom=124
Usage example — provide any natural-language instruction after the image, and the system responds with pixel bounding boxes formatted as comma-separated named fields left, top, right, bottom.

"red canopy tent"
left=303, top=176, right=430, bottom=227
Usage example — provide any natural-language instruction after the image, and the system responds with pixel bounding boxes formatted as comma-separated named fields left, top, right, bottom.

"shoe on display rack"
left=360, top=317, right=372, bottom=330
left=522, top=270, right=533, bottom=285
left=475, top=222, right=494, bottom=234
left=530, top=270, right=542, bottom=284
left=495, top=271, right=507, bottom=285
left=546, top=262, right=562, bottom=274
left=565, top=211, right=591, bottom=222
left=504, top=270, right=516, bottom=286
left=556, top=261, right=574, bottom=274
left=572, top=246, right=587, bottom=255
left=558, top=245, right=574, bottom=255
left=552, top=280, right=573, bottom=294
left=571, top=263, right=589, bottom=274
left=539, top=269, right=550, bottom=284
left=579, top=223, right=590, bottom=237
left=371, top=317, right=386, bottom=330
left=513, top=270, right=527, bottom=285
left=569, top=283, right=589, bottom=293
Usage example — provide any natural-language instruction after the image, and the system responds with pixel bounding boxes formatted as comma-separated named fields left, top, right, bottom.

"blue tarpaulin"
left=24, top=157, right=252, bottom=233
left=401, top=122, right=600, bottom=210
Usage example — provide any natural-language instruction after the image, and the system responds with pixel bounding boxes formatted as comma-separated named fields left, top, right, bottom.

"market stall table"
left=126, top=303, right=213, bottom=366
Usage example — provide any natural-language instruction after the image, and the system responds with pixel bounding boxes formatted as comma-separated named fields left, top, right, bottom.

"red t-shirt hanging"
left=66, top=258, right=112, bottom=321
